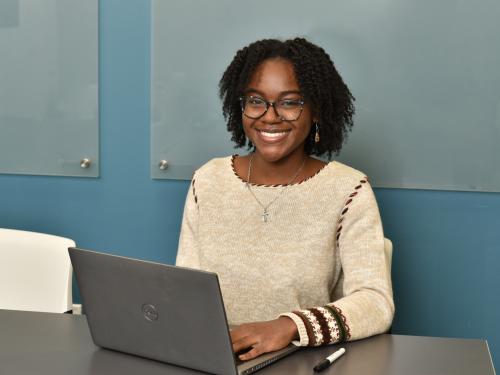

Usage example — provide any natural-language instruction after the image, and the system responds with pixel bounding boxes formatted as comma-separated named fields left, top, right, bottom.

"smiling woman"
left=176, top=38, right=394, bottom=361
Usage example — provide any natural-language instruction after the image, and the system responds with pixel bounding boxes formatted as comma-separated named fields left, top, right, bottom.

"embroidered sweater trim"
left=230, top=154, right=329, bottom=187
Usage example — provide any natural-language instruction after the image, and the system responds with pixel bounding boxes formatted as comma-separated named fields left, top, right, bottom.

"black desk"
left=0, top=309, right=495, bottom=374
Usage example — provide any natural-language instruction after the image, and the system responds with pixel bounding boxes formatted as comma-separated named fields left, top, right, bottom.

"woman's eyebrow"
left=243, top=88, right=264, bottom=96
left=243, top=88, right=302, bottom=96
left=279, top=90, right=302, bottom=96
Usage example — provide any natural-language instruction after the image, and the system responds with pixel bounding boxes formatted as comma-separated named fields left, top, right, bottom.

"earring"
left=314, top=123, right=320, bottom=143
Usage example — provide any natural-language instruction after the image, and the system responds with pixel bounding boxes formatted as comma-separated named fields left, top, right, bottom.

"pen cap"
left=327, top=347, right=346, bottom=362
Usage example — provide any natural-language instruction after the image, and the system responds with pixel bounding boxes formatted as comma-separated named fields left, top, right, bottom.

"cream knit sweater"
left=176, top=156, right=394, bottom=346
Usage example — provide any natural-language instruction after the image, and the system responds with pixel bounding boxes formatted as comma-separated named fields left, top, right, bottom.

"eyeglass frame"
left=239, top=95, right=306, bottom=121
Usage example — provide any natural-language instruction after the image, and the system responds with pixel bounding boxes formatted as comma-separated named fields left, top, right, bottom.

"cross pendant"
left=262, top=210, right=269, bottom=223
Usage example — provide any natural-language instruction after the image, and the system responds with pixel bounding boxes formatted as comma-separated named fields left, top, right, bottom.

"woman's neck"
left=248, top=150, right=308, bottom=186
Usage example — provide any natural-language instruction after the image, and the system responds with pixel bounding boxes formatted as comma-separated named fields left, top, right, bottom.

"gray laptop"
left=69, top=247, right=299, bottom=375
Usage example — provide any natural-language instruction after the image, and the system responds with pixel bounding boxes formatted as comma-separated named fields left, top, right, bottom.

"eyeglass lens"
left=241, top=96, right=303, bottom=121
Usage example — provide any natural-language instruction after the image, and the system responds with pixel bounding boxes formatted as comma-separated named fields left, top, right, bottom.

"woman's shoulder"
left=328, top=160, right=369, bottom=183
left=307, top=160, right=371, bottom=197
left=192, top=155, right=234, bottom=182
left=319, top=161, right=375, bottom=205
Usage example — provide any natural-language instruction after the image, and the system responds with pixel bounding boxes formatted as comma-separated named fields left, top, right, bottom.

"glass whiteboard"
left=151, top=0, right=500, bottom=192
left=0, top=0, right=98, bottom=177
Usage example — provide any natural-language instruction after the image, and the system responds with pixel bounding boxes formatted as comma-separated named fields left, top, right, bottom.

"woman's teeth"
left=259, top=130, right=288, bottom=138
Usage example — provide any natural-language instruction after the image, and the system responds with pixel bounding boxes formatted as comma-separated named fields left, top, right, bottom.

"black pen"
left=313, top=347, right=346, bottom=372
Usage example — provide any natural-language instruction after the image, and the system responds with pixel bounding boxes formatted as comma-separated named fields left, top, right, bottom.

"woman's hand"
left=230, top=317, right=298, bottom=361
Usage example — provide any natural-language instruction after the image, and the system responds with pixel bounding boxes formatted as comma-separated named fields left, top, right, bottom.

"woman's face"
left=242, top=58, right=316, bottom=163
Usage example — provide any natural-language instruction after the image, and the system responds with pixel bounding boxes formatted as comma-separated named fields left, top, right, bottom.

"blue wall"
left=0, top=0, right=498, bottom=369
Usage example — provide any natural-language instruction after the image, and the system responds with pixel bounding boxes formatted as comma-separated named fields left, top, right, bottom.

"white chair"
left=0, top=228, right=74, bottom=313
left=383, top=237, right=394, bottom=334
left=384, top=237, right=393, bottom=273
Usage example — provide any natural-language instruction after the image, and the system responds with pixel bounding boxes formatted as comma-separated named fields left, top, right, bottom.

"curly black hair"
left=219, top=37, right=355, bottom=159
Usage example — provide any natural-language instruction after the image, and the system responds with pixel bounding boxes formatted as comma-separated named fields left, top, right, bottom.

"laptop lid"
left=69, top=247, right=238, bottom=375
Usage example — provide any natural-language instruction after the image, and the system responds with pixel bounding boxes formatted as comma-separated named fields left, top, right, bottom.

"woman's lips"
left=255, top=129, right=290, bottom=143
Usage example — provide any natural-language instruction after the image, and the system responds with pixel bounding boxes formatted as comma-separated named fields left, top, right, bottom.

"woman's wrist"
left=278, top=316, right=299, bottom=341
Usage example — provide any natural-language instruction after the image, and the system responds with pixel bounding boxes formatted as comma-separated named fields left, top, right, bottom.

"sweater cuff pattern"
left=284, top=305, right=351, bottom=347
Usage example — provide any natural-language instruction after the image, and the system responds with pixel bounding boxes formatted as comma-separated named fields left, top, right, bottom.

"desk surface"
left=0, top=309, right=495, bottom=375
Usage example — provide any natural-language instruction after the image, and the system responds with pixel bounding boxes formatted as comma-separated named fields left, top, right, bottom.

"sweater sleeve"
left=280, top=178, right=394, bottom=346
left=175, top=177, right=201, bottom=269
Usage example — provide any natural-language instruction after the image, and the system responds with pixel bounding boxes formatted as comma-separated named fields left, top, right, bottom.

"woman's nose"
left=262, top=102, right=282, bottom=123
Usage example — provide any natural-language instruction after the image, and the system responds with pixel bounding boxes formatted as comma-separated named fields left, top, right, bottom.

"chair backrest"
left=384, top=237, right=393, bottom=273
left=0, top=228, right=74, bottom=313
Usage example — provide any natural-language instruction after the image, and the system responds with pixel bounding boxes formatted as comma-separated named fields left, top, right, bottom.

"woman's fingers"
left=230, top=319, right=295, bottom=361
left=238, top=345, right=263, bottom=361
left=232, top=334, right=258, bottom=354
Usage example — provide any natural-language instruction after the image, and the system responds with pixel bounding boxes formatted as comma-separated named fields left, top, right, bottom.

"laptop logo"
left=142, top=303, right=159, bottom=321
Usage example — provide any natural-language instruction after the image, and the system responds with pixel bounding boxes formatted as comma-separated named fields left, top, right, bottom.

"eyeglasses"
left=239, top=95, right=305, bottom=121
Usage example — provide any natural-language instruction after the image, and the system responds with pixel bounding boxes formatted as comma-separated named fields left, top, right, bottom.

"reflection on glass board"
left=151, top=0, right=500, bottom=192
left=0, top=0, right=98, bottom=177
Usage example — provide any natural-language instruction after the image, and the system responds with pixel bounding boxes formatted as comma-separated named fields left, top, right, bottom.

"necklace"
left=245, top=154, right=307, bottom=223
